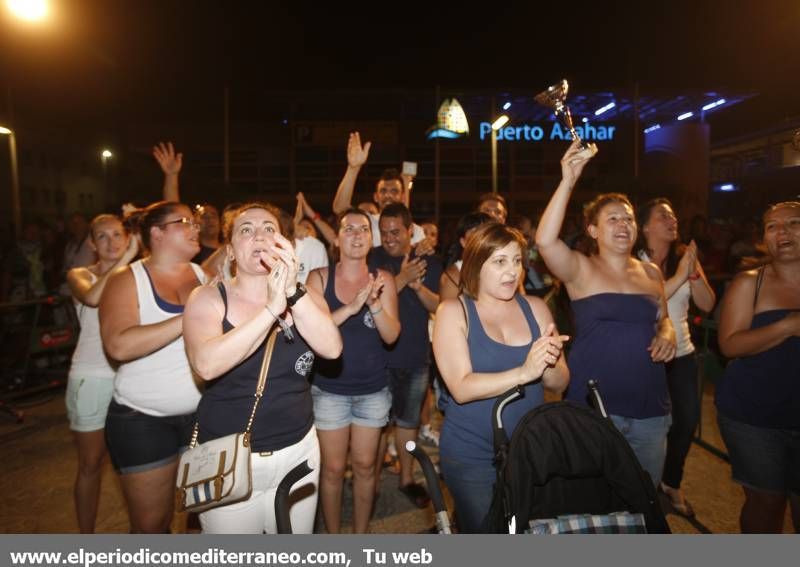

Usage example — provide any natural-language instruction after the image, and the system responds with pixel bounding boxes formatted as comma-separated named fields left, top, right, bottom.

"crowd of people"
left=5, top=133, right=797, bottom=534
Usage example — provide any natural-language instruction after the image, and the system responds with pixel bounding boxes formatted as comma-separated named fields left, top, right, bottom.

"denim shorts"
left=65, top=375, right=115, bottom=432
left=717, top=413, right=800, bottom=495
left=310, top=385, right=391, bottom=430
left=387, top=366, right=429, bottom=429
left=105, top=400, right=195, bottom=475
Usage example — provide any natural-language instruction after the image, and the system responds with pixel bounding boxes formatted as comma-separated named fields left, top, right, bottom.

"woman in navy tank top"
left=716, top=201, right=800, bottom=533
left=433, top=223, right=569, bottom=532
left=536, top=140, right=677, bottom=489
left=306, top=208, right=401, bottom=534
left=183, top=203, right=342, bottom=533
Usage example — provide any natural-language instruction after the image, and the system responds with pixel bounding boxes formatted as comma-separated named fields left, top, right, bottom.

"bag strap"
left=188, top=326, right=279, bottom=449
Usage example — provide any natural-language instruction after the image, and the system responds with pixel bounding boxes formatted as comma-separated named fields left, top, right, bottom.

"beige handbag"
left=175, top=329, right=278, bottom=514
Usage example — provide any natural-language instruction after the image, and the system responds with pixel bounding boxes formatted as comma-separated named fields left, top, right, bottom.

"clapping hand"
left=399, top=254, right=426, bottom=289
left=678, top=240, right=699, bottom=281
left=521, top=324, right=569, bottom=382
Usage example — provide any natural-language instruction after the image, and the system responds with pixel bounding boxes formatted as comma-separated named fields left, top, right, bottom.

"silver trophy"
left=535, top=79, right=598, bottom=157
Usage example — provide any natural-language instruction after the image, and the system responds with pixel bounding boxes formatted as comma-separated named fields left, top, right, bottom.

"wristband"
left=312, top=212, right=321, bottom=222
left=688, top=272, right=700, bottom=281
left=369, top=305, right=383, bottom=316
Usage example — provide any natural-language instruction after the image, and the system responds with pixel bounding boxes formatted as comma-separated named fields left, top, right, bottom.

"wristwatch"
left=286, top=283, right=307, bottom=307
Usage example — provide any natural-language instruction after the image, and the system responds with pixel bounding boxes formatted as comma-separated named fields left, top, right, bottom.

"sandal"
left=398, top=482, right=431, bottom=509
left=659, top=482, right=695, bottom=518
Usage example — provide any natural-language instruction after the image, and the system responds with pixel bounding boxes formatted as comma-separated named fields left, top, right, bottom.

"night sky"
left=1, top=1, right=799, bottom=138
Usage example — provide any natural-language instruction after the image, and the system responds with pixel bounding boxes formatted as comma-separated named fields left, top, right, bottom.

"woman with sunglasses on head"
left=535, top=141, right=676, bottom=489
left=635, top=198, right=715, bottom=517
left=99, top=201, right=208, bottom=533
left=306, top=208, right=400, bottom=534
left=182, top=202, right=341, bottom=534
left=65, top=214, right=139, bottom=533
left=716, top=201, right=800, bottom=533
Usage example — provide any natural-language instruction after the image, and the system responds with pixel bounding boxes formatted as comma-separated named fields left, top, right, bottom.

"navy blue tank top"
left=311, top=264, right=387, bottom=395
left=565, top=293, right=669, bottom=419
left=196, top=284, right=315, bottom=452
left=440, top=294, right=544, bottom=465
left=716, top=309, right=800, bottom=429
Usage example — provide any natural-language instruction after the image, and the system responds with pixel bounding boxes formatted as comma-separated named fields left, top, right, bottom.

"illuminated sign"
left=478, top=122, right=616, bottom=142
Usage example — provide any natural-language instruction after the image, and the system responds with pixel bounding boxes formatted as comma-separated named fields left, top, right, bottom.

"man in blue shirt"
left=370, top=203, right=442, bottom=508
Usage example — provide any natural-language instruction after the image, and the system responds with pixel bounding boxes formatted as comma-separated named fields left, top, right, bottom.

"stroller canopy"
left=500, top=401, right=670, bottom=534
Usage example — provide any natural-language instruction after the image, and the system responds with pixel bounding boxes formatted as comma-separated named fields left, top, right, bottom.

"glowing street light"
left=101, top=149, right=113, bottom=160
left=490, top=114, right=510, bottom=194
left=0, top=126, right=21, bottom=238
left=6, top=0, right=49, bottom=22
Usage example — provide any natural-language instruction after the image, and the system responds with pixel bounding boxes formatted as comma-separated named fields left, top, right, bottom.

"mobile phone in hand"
left=402, top=161, right=418, bottom=177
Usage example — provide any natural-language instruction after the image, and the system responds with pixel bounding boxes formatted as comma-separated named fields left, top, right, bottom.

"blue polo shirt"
left=369, top=246, right=442, bottom=369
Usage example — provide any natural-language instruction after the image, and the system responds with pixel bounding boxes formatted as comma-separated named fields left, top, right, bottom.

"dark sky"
left=1, top=0, right=799, bottom=136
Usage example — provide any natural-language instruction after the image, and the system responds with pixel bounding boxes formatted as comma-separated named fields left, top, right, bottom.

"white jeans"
left=199, top=427, right=320, bottom=534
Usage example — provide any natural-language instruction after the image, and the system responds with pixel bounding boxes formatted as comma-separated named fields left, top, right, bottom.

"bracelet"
left=265, top=305, right=294, bottom=341
left=369, top=305, right=383, bottom=316
left=312, top=212, right=321, bottom=222
left=688, top=272, right=700, bottom=281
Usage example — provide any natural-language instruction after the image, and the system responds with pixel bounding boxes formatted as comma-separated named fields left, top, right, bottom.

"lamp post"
left=490, top=115, right=509, bottom=195
left=101, top=149, right=113, bottom=205
left=0, top=126, right=21, bottom=239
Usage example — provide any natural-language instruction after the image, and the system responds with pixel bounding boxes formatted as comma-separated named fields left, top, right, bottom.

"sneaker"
left=418, top=424, right=440, bottom=447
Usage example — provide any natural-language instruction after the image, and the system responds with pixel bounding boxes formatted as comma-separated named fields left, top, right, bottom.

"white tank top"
left=69, top=272, right=115, bottom=380
left=113, top=260, right=205, bottom=416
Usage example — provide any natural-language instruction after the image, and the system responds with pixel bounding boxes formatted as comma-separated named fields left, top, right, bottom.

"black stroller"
left=409, top=381, right=670, bottom=534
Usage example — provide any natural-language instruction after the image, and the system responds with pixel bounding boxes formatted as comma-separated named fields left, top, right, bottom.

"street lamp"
left=490, top=115, right=509, bottom=194
left=6, top=0, right=48, bottom=22
left=0, top=126, right=21, bottom=239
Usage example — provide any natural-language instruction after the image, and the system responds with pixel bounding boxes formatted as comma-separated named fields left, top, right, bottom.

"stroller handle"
left=405, top=441, right=452, bottom=534
left=492, top=386, right=524, bottom=450
left=275, top=458, right=315, bottom=534
left=587, top=380, right=609, bottom=419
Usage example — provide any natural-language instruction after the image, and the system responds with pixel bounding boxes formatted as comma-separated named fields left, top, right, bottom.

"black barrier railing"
left=0, top=295, right=79, bottom=421
left=691, top=316, right=729, bottom=462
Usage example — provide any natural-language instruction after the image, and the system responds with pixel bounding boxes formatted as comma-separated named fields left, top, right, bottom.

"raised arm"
left=99, top=267, right=184, bottom=362
left=298, top=192, right=337, bottom=246
left=535, top=141, right=594, bottom=285
left=153, top=141, right=183, bottom=202
left=718, top=270, right=799, bottom=358
left=433, top=299, right=568, bottom=404
left=332, top=132, right=371, bottom=214
left=68, top=236, right=139, bottom=307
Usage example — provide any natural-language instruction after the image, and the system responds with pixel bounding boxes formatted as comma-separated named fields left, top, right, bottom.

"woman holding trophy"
left=535, top=140, right=676, bottom=488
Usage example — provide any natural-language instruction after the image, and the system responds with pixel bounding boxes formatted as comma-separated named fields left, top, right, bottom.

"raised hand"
left=297, top=192, right=317, bottom=219
left=521, top=324, right=569, bottom=383
left=347, top=132, right=371, bottom=168
left=153, top=142, right=183, bottom=176
left=560, top=139, right=595, bottom=185
left=414, top=238, right=435, bottom=257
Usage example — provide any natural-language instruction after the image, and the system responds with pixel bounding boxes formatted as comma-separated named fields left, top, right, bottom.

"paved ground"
left=0, top=384, right=793, bottom=534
